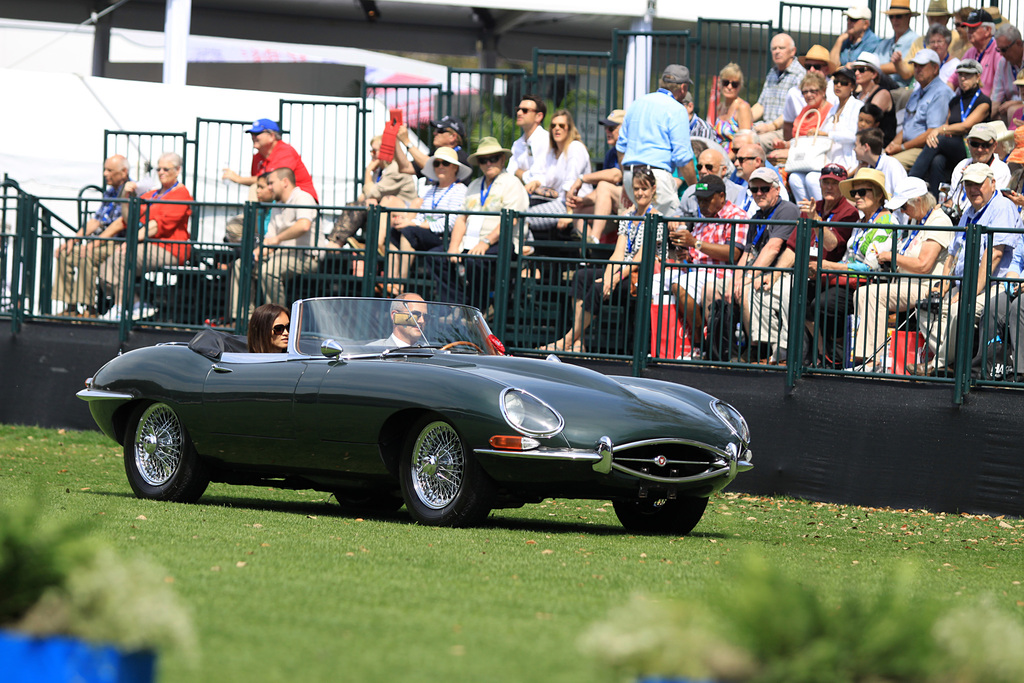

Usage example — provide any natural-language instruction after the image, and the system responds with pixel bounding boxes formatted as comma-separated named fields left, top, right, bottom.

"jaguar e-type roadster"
left=78, top=297, right=752, bottom=534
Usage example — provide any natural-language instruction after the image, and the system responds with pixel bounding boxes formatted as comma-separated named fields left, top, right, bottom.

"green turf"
left=1, top=424, right=1022, bottom=682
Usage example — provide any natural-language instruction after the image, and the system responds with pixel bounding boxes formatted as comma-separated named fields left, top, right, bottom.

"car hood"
left=424, top=355, right=737, bottom=450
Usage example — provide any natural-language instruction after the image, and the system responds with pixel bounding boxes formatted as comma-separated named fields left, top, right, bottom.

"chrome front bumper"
left=475, top=436, right=753, bottom=484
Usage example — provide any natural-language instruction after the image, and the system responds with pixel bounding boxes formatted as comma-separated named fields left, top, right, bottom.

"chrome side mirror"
left=320, top=339, right=344, bottom=358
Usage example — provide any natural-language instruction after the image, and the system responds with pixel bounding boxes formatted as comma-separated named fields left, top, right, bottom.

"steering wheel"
left=440, top=341, right=483, bottom=353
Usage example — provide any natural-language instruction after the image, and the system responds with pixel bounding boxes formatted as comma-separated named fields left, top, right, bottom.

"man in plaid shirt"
left=752, top=33, right=806, bottom=152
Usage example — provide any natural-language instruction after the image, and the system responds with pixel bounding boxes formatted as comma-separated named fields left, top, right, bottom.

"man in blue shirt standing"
left=831, top=5, right=881, bottom=68
left=884, top=49, right=954, bottom=170
left=616, top=64, right=698, bottom=215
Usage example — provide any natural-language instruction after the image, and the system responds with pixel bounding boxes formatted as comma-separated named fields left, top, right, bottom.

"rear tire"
left=123, top=402, right=209, bottom=503
left=613, top=496, right=709, bottom=535
left=399, top=416, right=493, bottom=527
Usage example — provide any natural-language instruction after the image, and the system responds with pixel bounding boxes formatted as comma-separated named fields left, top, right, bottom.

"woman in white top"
left=789, top=67, right=863, bottom=203
left=380, top=146, right=469, bottom=294
left=524, top=109, right=592, bottom=236
left=852, top=178, right=953, bottom=370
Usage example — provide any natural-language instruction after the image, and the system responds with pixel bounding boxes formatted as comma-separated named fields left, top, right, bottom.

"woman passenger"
left=248, top=303, right=290, bottom=353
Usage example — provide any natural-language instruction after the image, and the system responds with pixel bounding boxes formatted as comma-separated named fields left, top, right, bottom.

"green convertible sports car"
left=78, top=297, right=752, bottom=534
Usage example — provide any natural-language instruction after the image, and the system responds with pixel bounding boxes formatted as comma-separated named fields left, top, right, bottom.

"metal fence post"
left=363, top=203, right=381, bottom=297
left=10, top=188, right=33, bottom=335
left=118, top=196, right=141, bottom=343
left=786, top=216, right=813, bottom=388
left=953, top=224, right=982, bottom=404
left=630, top=212, right=660, bottom=375
left=492, top=209, right=514, bottom=339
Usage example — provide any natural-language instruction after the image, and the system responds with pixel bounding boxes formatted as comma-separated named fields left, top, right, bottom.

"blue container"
left=0, top=630, right=155, bottom=683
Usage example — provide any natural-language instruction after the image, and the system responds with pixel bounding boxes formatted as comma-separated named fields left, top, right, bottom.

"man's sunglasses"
left=821, top=164, right=848, bottom=179
left=272, top=324, right=288, bottom=335
left=697, top=162, right=718, bottom=171
left=477, top=154, right=504, bottom=165
left=969, top=139, right=995, bottom=148
left=517, top=106, right=536, bottom=114
left=749, top=184, right=774, bottom=194
left=735, top=156, right=758, bottom=163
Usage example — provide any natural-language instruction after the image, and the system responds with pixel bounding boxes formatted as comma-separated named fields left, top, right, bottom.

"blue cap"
left=245, top=118, right=281, bottom=134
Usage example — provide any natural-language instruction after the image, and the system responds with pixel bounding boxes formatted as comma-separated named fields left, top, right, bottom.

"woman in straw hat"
left=378, top=146, right=469, bottom=296
left=804, top=167, right=896, bottom=367
left=428, top=137, right=529, bottom=308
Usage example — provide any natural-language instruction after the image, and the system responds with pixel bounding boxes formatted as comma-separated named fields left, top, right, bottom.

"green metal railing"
left=694, top=18, right=774, bottom=111
left=778, top=2, right=847, bottom=56
left=279, top=99, right=367, bottom=208
left=103, top=130, right=189, bottom=193
left=8, top=184, right=1024, bottom=403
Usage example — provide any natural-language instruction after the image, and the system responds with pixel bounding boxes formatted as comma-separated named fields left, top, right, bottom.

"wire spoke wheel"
left=133, top=403, right=185, bottom=486
left=410, top=421, right=465, bottom=509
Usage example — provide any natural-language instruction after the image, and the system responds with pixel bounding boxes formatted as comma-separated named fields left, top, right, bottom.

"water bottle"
left=734, top=322, right=746, bottom=357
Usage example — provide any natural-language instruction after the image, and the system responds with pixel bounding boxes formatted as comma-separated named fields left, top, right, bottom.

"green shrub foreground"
left=1, top=424, right=1022, bottom=682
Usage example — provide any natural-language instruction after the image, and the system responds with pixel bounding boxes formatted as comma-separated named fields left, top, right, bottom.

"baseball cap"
left=748, top=167, right=779, bottom=186
left=430, top=115, right=467, bottom=141
left=885, top=177, right=929, bottom=210
left=599, top=109, right=626, bottom=127
left=245, top=118, right=281, bottom=134
left=962, top=9, right=994, bottom=27
left=844, top=6, right=872, bottom=20
left=662, top=64, right=693, bottom=85
left=693, top=174, right=726, bottom=198
left=967, top=123, right=996, bottom=141
left=908, top=48, right=940, bottom=66
left=956, top=59, right=983, bottom=75
left=820, top=163, right=849, bottom=182
left=962, top=162, right=995, bottom=183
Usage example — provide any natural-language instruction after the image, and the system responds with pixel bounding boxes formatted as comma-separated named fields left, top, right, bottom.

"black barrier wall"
left=3, top=321, right=1021, bottom=518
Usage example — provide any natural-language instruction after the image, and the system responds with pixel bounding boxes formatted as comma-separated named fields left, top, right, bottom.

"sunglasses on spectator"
left=720, top=79, right=741, bottom=89
left=969, top=139, right=995, bottom=148
left=735, top=156, right=758, bottom=163
left=156, top=167, right=177, bottom=172
left=517, top=106, right=536, bottom=113
left=801, top=89, right=821, bottom=96
left=848, top=188, right=873, bottom=198
left=834, top=78, right=855, bottom=88
left=552, top=122, right=569, bottom=129
left=748, top=184, right=774, bottom=194
left=955, top=22, right=965, bottom=28
left=853, top=66, right=870, bottom=74
left=821, top=164, right=848, bottom=178
left=406, top=310, right=426, bottom=320
left=697, top=162, right=718, bottom=171
left=272, top=324, right=288, bottom=336
left=433, top=159, right=454, bottom=168
left=805, top=63, right=827, bottom=71
left=998, top=41, right=1020, bottom=54
left=477, top=154, right=503, bottom=165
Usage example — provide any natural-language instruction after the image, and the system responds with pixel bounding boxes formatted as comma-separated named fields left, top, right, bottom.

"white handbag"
left=785, top=109, right=833, bottom=174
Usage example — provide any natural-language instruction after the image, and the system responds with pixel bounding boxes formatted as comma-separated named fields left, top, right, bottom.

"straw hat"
left=422, top=146, right=472, bottom=182
left=840, top=167, right=890, bottom=203
left=468, top=136, right=511, bottom=166
left=924, top=0, right=950, bottom=17
left=883, top=0, right=919, bottom=16
left=799, top=44, right=838, bottom=74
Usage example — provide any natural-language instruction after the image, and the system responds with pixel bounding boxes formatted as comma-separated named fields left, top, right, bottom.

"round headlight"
left=711, top=400, right=750, bottom=443
left=500, top=388, right=564, bottom=437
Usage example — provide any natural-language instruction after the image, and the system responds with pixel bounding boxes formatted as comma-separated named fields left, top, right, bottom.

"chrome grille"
left=612, top=442, right=721, bottom=479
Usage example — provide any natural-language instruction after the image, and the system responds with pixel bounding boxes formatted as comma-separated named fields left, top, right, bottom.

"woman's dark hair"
left=860, top=103, right=884, bottom=126
left=247, top=303, right=289, bottom=353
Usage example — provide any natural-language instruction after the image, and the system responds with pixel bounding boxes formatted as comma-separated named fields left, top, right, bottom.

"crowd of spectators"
left=47, top=1, right=1024, bottom=379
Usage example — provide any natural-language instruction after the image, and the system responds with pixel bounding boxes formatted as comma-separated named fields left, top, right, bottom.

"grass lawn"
left=2, top=423, right=1022, bottom=682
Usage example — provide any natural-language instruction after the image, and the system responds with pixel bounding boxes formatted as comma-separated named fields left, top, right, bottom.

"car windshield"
left=292, top=297, right=503, bottom=356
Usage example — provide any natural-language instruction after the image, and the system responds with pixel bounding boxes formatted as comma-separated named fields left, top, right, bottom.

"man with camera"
left=913, top=163, right=1023, bottom=375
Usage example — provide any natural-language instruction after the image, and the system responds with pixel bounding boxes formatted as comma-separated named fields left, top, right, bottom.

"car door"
left=195, top=353, right=327, bottom=466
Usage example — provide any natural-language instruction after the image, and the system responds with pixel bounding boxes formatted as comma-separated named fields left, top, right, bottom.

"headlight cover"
left=711, top=399, right=750, bottom=444
left=500, top=388, right=564, bottom=437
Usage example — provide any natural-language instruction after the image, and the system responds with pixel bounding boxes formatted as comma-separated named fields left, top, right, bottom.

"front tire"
left=613, top=496, right=709, bottom=535
left=399, top=416, right=493, bottom=527
left=124, top=402, right=209, bottom=503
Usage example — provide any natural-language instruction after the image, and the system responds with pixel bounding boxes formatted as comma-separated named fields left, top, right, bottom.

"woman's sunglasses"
left=272, top=324, right=288, bottom=335
left=848, top=187, right=873, bottom=198
left=433, top=159, right=453, bottom=168
left=720, top=79, right=741, bottom=89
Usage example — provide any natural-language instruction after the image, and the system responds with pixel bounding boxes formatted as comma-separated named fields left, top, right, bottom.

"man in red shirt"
left=222, top=119, right=319, bottom=203
left=99, top=152, right=193, bottom=321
